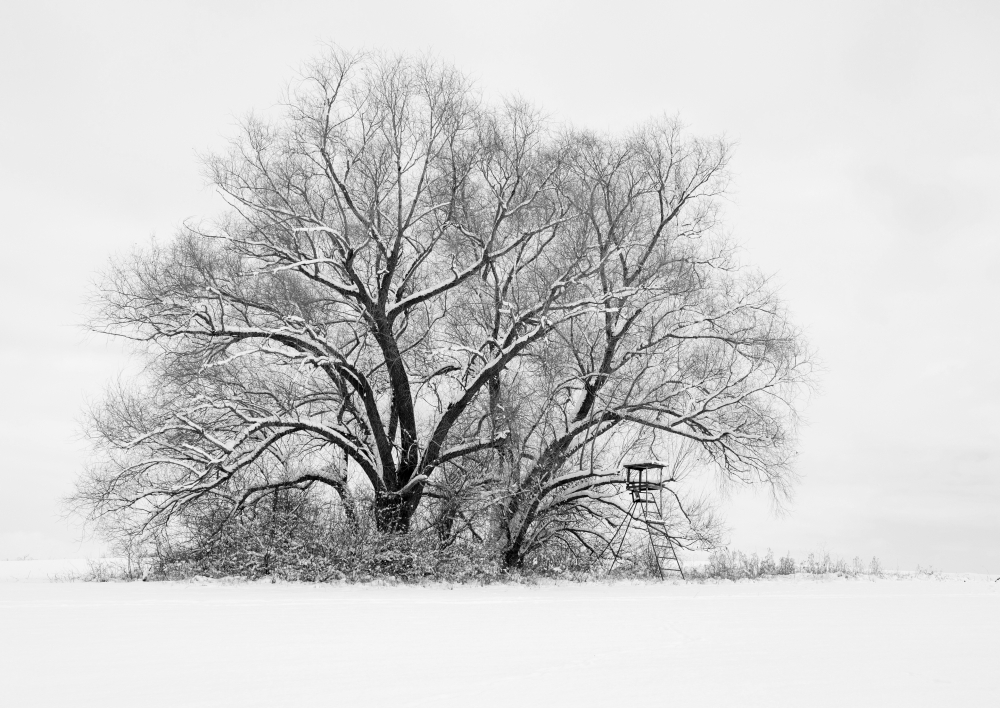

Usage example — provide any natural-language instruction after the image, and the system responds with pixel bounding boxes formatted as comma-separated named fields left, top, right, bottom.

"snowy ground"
left=1, top=561, right=998, bottom=707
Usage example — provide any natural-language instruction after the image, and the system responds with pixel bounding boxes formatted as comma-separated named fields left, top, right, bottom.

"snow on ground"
left=1, top=563, right=998, bottom=707
left=0, top=558, right=93, bottom=581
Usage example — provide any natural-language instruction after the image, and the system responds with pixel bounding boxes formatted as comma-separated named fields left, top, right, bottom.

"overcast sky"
left=1, top=0, right=997, bottom=571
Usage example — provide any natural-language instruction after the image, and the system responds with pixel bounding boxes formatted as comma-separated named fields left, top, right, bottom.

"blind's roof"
left=622, top=461, right=665, bottom=470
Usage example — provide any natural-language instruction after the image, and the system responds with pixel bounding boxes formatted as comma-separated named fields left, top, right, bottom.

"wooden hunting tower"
left=608, top=461, right=685, bottom=579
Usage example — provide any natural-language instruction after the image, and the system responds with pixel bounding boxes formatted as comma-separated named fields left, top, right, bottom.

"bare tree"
left=436, top=123, right=811, bottom=566
left=76, top=48, right=811, bottom=569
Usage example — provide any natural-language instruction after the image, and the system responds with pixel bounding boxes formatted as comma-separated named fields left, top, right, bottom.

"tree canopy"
left=78, top=48, right=812, bottom=570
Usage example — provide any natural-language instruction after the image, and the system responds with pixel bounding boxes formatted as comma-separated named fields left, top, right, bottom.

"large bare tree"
left=427, top=123, right=811, bottom=566
left=77, top=48, right=811, bottom=568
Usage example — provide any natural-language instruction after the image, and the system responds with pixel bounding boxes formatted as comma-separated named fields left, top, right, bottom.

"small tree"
left=76, top=47, right=812, bottom=572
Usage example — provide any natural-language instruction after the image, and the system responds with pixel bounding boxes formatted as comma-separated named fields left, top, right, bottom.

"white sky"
left=1, top=0, right=997, bottom=570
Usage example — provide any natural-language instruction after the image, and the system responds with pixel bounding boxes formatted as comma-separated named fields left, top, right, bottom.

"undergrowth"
left=67, top=546, right=896, bottom=584
left=76, top=492, right=895, bottom=584
left=688, top=549, right=885, bottom=581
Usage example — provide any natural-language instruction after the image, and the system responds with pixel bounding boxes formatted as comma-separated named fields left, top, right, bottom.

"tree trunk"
left=502, top=545, right=524, bottom=569
left=374, top=493, right=413, bottom=534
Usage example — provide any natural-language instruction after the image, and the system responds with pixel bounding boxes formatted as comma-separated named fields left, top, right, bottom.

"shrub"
left=691, top=549, right=886, bottom=581
left=869, top=557, right=883, bottom=577
left=142, top=491, right=509, bottom=583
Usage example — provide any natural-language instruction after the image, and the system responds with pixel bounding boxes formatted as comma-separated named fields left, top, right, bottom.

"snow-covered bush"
left=691, top=549, right=884, bottom=581
left=144, top=490, right=505, bottom=583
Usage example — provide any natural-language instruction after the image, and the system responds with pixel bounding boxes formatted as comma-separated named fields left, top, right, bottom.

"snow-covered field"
left=2, top=561, right=998, bottom=707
